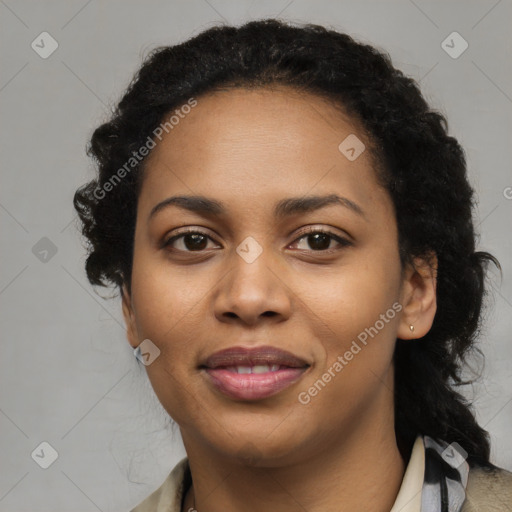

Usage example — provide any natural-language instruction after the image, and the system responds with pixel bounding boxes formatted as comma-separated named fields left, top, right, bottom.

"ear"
left=121, top=284, right=139, bottom=349
left=397, top=253, right=437, bottom=340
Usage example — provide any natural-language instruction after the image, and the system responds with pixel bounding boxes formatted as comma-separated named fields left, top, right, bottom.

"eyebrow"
left=148, top=194, right=365, bottom=221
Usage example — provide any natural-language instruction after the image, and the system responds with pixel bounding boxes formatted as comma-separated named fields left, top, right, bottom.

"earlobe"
left=398, top=254, right=437, bottom=340
left=121, top=284, right=139, bottom=349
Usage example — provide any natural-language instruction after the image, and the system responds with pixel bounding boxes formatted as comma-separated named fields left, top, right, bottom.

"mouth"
left=199, top=346, right=310, bottom=401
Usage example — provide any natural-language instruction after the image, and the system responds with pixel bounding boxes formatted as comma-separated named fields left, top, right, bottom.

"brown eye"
left=304, top=233, right=331, bottom=251
left=164, top=231, right=219, bottom=252
left=292, top=229, right=352, bottom=252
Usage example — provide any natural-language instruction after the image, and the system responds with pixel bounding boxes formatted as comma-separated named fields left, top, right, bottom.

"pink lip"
left=205, top=367, right=308, bottom=400
left=201, top=346, right=310, bottom=401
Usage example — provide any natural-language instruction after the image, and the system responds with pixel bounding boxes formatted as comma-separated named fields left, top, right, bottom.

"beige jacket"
left=131, top=438, right=512, bottom=511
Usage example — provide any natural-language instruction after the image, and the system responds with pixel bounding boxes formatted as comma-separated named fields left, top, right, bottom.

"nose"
left=213, top=245, right=292, bottom=327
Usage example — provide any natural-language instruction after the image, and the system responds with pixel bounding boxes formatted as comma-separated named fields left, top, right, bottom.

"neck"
left=181, top=380, right=406, bottom=512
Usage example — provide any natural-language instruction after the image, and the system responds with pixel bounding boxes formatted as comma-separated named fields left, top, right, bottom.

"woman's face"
left=123, top=87, right=428, bottom=465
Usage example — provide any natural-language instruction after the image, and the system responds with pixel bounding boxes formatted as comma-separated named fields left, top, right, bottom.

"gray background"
left=1, top=1, right=511, bottom=510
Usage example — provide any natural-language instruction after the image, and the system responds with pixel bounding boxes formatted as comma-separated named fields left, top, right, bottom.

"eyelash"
left=162, top=227, right=352, bottom=254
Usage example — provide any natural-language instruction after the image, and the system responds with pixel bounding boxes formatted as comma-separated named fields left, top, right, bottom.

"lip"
left=202, top=346, right=309, bottom=369
left=200, top=346, right=310, bottom=401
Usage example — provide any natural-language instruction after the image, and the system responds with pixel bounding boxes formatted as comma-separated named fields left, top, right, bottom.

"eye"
left=290, top=228, right=352, bottom=252
left=162, top=227, right=352, bottom=254
left=163, top=229, right=220, bottom=252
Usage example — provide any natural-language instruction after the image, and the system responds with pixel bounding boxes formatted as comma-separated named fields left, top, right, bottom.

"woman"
left=74, top=19, right=512, bottom=512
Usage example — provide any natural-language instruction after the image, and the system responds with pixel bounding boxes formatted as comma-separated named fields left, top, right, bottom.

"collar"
left=391, top=435, right=425, bottom=512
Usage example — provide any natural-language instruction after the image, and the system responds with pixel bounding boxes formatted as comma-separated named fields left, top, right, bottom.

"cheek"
left=128, top=261, right=203, bottom=392
left=297, top=245, right=402, bottom=343
left=130, top=247, right=209, bottom=338
left=295, top=297, right=399, bottom=435
left=131, top=291, right=203, bottom=427
left=294, top=247, right=402, bottom=401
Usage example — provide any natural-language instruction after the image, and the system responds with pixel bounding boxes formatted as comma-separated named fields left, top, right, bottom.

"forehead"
left=138, top=87, right=386, bottom=218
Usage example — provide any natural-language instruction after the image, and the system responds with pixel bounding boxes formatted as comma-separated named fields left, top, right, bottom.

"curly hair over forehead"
left=74, top=19, right=499, bottom=468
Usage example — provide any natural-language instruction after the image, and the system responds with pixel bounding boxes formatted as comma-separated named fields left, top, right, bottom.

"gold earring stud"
left=409, top=324, right=415, bottom=332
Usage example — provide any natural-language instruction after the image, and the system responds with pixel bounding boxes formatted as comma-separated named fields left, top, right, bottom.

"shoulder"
left=462, top=464, right=512, bottom=512
left=130, top=457, right=190, bottom=512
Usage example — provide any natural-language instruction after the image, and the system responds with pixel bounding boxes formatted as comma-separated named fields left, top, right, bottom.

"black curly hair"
left=74, top=18, right=500, bottom=468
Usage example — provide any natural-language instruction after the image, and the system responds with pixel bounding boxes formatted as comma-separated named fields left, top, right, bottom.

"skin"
left=122, top=87, right=437, bottom=512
